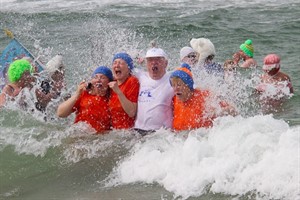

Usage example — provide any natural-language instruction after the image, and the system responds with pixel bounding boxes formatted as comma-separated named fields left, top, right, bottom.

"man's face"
left=146, top=57, right=168, bottom=80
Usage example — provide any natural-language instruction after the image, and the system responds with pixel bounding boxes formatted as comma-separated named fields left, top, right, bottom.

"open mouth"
left=115, top=70, right=122, bottom=75
left=152, top=67, right=158, bottom=71
left=95, top=83, right=102, bottom=88
left=176, top=92, right=182, bottom=96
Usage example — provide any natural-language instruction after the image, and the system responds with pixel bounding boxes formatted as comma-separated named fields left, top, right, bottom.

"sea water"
left=0, top=0, right=300, bottom=199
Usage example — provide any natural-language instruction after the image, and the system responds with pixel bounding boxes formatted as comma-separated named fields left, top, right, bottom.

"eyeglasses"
left=187, top=55, right=196, bottom=58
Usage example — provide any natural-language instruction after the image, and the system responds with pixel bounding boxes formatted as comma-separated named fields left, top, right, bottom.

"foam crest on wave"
left=107, top=115, right=300, bottom=199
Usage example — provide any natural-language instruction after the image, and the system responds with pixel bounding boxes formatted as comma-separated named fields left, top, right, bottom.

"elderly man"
left=134, top=47, right=174, bottom=134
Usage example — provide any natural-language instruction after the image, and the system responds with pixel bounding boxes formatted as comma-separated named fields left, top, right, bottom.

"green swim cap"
left=240, top=39, right=254, bottom=58
left=8, top=59, right=33, bottom=83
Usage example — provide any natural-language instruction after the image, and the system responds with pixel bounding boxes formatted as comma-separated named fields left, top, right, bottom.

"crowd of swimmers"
left=0, top=37, right=294, bottom=134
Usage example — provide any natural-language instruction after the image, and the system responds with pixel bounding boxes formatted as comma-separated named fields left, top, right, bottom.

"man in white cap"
left=134, top=47, right=174, bottom=134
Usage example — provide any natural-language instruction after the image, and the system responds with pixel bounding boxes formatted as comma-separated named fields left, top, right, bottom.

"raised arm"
left=0, top=85, right=15, bottom=108
left=57, top=81, right=86, bottom=118
left=108, top=81, right=137, bottom=117
left=0, top=92, right=6, bottom=108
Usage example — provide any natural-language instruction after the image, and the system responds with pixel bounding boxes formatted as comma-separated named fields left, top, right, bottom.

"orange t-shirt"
left=173, top=89, right=213, bottom=131
left=73, top=91, right=111, bottom=133
left=109, top=75, right=140, bottom=129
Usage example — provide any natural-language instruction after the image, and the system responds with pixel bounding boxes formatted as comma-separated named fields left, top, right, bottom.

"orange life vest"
left=73, top=91, right=111, bottom=133
left=173, top=89, right=213, bottom=131
left=109, top=75, right=140, bottom=129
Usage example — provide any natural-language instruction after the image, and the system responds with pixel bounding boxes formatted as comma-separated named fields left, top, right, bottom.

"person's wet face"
left=112, top=58, right=130, bottom=83
left=170, top=77, right=192, bottom=102
left=263, top=64, right=280, bottom=76
left=264, top=67, right=280, bottom=76
left=88, top=73, right=110, bottom=95
left=19, top=71, right=36, bottom=88
left=185, top=53, right=198, bottom=66
left=146, top=57, right=168, bottom=80
left=51, top=70, right=64, bottom=82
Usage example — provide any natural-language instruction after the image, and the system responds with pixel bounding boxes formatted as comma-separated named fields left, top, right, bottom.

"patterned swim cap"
left=262, top=54, right=280, bottom=71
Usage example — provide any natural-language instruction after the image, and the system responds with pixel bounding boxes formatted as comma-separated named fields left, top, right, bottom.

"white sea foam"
left=61, top=127, right=138, bottom=163
left=107, top=115, right=300, bottom=199
left=0, top=126, right=63, bottom=156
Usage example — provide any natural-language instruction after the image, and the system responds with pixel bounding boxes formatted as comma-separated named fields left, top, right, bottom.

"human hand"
left=76, top=80, right=87, bottom=96
left=136, top=57, right=145, bottom=65
left=232, top=52, right=241, bottom=65
left=108, top=81, right=121, bottom=94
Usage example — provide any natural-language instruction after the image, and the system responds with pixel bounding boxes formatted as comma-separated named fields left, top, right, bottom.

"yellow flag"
left=4, top=29, right=14, bottom=39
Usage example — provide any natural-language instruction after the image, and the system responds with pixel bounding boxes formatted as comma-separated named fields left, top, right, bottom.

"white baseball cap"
left=180, top=46, right=196, bottom=61
left=145, top=48, right=167, bottom=59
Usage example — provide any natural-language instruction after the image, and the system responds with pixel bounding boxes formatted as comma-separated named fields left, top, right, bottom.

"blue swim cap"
left=92, top=66, right=113, bottom=81
left=180, top=63, right=192, bottom=71
left=112, top=52, right=134, bottom=71
left=170, top=63, right=194, bottom=91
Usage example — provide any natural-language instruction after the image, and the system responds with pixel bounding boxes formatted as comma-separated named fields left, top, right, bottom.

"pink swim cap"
left=263, top=54, right=280, bottom=71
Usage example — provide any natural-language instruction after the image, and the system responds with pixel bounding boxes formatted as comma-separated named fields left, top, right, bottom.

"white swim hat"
left=190, top=38, right=216, bottom=62
left=45, top=54, right=64, bottom=74
left=180, top=46, right=195, bottom=61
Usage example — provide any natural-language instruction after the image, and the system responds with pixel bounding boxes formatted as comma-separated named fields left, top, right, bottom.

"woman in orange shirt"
left=108, top=53, right=140, bottom=129
left=170, top=63, right=236, bottom=131
left=57, top=66, right=113, bottom=133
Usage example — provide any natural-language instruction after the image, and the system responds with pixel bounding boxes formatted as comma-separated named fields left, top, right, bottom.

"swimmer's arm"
left=290, top=85, right=294, bottom=94
left=241, top=58, right=257, bottom=68
left=0, top=92, right=6, bottom=108
left=287, top=78, right=294, bottom=94
left=108, top=81, right=137, bottom=117
left=0, top=85, right=13, bottom=108
left=56, top=92, right=79, bottom=117
left=118, top=93, right=137, bottom=117
left=35, top=89, right=55, bottom=108
left=57, top=81, right=85, bottom=118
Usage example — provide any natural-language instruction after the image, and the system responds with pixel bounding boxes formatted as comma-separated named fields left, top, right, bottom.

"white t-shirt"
left=134, top=70, right=174, bottom=130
